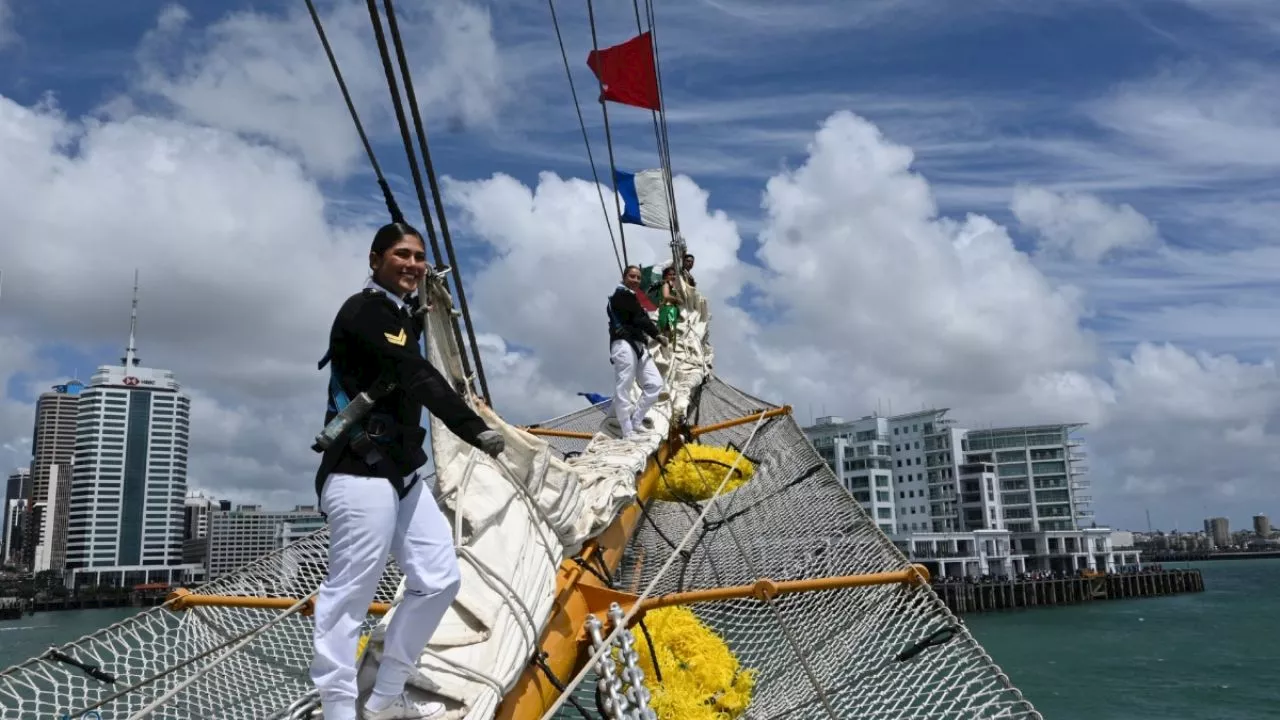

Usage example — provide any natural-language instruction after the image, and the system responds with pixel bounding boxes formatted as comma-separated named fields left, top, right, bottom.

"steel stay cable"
left=630, top=0, right=678, bottom=243
left=644, top=0, right=680, bottom=234
left=361, top=0, right=483, bottom=402
left=547, top=0, right=624, bottom=275
left=585, top=0, right=630, bottom=267
left=379, top=0, right=492, bottom=404
left=361, top=0, right=441, bottom=266
left=535, top=407, right=771, bottom=720
left=303, top=0, right=403, bottom=223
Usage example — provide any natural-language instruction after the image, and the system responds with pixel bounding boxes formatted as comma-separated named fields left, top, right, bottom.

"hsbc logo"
left=122, top=377, right=140, bottom=386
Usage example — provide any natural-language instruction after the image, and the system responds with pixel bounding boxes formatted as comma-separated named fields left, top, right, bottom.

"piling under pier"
left=931, top=569, right=1204, bottom=614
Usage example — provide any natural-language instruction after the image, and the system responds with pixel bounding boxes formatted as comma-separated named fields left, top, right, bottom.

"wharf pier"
left=0, top=597, right=22, bottom=620
left=932, top=569, right=1204, bottom=614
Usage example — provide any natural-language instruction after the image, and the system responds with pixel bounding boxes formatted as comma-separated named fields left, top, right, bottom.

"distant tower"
left=1254, top=514, right=1272, bottom=539
left=22, top=380, right=82, bottom=571
left=64, top=274, right=194, bottom=588
left=3, top=468, right=29, bottom=565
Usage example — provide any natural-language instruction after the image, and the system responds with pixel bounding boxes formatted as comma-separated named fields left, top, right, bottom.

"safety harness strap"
left=315, top=354, right=418, bottom=500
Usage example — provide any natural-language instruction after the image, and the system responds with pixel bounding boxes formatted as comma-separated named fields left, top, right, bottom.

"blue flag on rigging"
left=615, top=168, right=672, bottom=230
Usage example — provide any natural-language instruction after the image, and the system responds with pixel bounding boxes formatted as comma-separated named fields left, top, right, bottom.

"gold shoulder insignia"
left=384, top=328, right=408, bottom=347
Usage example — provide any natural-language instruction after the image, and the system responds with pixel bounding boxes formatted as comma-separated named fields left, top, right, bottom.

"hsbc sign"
left=122, top=377, right=140, bottom=386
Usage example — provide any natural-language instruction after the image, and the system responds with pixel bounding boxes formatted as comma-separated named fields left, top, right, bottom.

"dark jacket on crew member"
left=315, top=286, right=490, bottom=499
left=607, top=284, right=661, bottom=357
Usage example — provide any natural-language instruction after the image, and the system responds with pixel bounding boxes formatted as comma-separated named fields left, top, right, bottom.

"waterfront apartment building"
left=22, top=381, right=82, bottom=570
left=63, top=285, right=202, bottom=588
left=962, top=424, right=1093, bottom=533
left=804, top=410, right=1138, bottom=579
left=205, top=505, right=326, bottom=579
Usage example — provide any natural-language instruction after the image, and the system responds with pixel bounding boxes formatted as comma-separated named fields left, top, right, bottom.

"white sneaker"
left=362, top=693, right=446, bottom=720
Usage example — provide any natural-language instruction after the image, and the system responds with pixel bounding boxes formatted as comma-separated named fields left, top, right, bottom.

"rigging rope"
left=585, top=0, right=630, bottom=268
left=303, top=0, right=403, bottom=224
left=643, top=0, right=680, bottom=235
left=547, top=0, right=624, bottom=275
left=307, top=0, right=490, bottom=403
left=629, top=0, right=678, bottom=243
left=378, top=0, right=493, bottom=405
left=361, top=0, right=482, bottom=400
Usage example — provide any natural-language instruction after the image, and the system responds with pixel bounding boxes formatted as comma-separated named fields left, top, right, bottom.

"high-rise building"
left=2, top=498, right=25, bottom=567
left=1203, top=517, right=1230, bottom=549
left=1254, top=514, right=1272, bottom=539
left=3, top=468, right=27, bottom=509
left=804, top=411, right=1133, bottom=579
left=2, top=468, right=28, bottom=565
left=64, top=276, right=201, bottom=588
left=22, top=381, right=82, bottom=570
left=183, top=492, right=220, bottom=566
left=31, top=464, right=70, bottom=572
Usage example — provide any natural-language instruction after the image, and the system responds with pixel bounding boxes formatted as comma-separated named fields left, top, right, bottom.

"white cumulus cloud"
left=130, top=0, right=505, bottom=178
left=2, top=77, right=1278, bottom=529
left=1012, top=185, right=1159, bottom=263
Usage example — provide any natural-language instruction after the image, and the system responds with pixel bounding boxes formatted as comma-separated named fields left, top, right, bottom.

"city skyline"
left=5, top=359, right=1278, bottom=539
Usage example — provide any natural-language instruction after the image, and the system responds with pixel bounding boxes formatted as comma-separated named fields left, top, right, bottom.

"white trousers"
left=310, top=471, right=461, bottom=720
left=610, top=339, right=662, bottom=437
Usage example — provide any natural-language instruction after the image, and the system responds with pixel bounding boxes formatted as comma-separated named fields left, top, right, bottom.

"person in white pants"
left=606, top=265, right=666, bottom=439
left=312, top=471, right=458, bottom=720
left=311, top=222, right=505, bottom=720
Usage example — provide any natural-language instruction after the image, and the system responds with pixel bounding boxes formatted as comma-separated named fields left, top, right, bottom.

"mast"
left=121, top=269, right=140, bottom=368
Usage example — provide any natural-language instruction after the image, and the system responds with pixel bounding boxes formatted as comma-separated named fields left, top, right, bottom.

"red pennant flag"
left=586, top=32, right=661, bottom=111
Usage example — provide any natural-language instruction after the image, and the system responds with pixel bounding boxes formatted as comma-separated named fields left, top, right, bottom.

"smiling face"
left=623, top=265, right=642, bottom=291
left=370, top=234, right=427, bottom=297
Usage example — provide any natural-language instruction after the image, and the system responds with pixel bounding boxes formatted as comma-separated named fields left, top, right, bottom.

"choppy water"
left=965, top=558, right=1280, bottom=720
left=1, top=560, right=1275, bottom=718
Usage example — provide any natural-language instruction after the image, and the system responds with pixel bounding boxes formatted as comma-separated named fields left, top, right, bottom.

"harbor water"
left=0, top=559, right=1275, bottom=718
left=964, top=558, right=1279, bottom=720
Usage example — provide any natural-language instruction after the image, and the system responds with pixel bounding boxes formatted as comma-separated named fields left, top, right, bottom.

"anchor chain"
left=584, top=603, right=657, bottom=720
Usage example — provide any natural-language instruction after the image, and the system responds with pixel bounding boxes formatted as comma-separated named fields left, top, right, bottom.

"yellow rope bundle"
left=356, top=632, right=369, bottom=661
left=629, top=606, right=756, bottom=719
left=655, top=444, right=755, bottom=502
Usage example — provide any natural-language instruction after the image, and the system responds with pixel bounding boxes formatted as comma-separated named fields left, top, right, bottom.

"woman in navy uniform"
left=310, top=222, right=504, bottom=720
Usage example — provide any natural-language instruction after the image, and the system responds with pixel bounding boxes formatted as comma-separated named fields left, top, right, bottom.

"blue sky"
left=4, top=0, right=1262, bottom=242
left=2, top=0, right=1279, bottom=530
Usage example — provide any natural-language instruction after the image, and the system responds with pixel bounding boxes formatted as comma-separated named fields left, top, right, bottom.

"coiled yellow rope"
left=356, top=632, right=370, bottom=661
left=629, top=606, right=756, bottom=719
left=655, top=444, right=755, bottom=502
